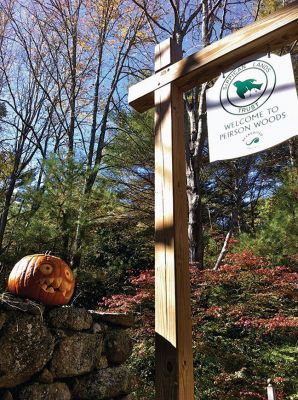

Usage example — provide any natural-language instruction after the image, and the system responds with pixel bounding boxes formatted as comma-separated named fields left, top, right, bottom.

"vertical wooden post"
left=154, top=38, right=194, bottom=400
left=267, top=380, right=276, bottom=400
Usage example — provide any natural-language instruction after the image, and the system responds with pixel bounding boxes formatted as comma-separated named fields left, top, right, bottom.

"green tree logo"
left=233, top=79, right=263, bottom=99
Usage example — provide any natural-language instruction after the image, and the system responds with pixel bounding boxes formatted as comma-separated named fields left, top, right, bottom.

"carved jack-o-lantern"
left=7, top=254, right=75, bottom=305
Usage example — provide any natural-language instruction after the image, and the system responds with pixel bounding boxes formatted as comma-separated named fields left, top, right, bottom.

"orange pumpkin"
left=7, top=254, right=75, bottom=305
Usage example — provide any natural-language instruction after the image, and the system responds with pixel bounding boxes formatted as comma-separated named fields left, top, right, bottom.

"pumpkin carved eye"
left=65, top=269, right=72, bottom=280
left=40, top=263, right=53, bottom=275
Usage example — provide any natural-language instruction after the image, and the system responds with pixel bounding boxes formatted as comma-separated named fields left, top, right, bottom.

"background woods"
left=0, top=0, right=154, bottom=263
left=0, top=0, right=297, bottom=399
left=0, top=0, right=296, bottom=269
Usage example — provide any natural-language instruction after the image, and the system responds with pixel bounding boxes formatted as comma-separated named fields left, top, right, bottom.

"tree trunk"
left=185, top=83, right=208, bottom=267
left=0, top=173, right=17, bottom=253
left=67, top=5, right=79, bottom=158
left=61, top=209, right=71, bottom=263
left=213, top=227, right=232, bottom=271
left=288, top=138, right=297, bottom=168
left=187, top=190, right=204, bottom=266
left=213, top=209, right=238, bottom=271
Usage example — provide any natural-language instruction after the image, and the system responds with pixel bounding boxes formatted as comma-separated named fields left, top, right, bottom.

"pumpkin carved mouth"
left=39, top=277, right=72, bottom=297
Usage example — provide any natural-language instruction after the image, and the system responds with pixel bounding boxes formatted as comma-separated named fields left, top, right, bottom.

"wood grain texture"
left=129, top=1, right=298, bottom=112
left=155, top=83, right=176, bottom=346
left=155, top=38, right=183, bottom=72
left=155, top=38, right=194, bottom=400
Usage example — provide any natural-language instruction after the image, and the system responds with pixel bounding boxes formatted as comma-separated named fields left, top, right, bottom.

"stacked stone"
left=0, top=293, right=134, bottom=400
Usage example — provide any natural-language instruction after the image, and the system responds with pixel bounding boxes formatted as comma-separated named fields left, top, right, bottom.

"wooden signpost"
left=128, top=3, right=298, bottom=399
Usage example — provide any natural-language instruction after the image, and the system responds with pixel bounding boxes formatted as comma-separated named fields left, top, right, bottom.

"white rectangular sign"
left=206, top=53, right=298, bottom=162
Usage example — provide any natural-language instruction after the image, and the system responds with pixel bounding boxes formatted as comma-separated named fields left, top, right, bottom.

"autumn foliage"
left=100, top=249, right=298, bottom=399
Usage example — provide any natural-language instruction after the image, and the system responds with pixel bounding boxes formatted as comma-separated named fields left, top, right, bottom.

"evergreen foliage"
left=236, top=171, right=298, bottom=265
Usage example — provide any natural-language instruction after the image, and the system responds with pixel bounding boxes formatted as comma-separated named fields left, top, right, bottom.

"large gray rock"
left=49, top=307, right=92, bottom=331
left=105, top=330, right=133, bottom=366
left=50, top=332, right=103, bottom=378
left=37, top=368, right=54, bottom=384
left=0, top=313, right=54, bottom=388
left=1, top=390, right=13, bottom=400
left=0, top=293, right=45, bottom=315
left=18, top=382, right=71, bottom=400
left=98, top=355, right=108, bottom=369
left=72, top=366, right=133, bottom=399
left=89, top=311, right=134, bottom=328
left=0, top=311, right=6, bottom=330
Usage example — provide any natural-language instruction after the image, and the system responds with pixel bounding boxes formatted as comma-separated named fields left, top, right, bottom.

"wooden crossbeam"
left=129, top=1, right=298, bottom=113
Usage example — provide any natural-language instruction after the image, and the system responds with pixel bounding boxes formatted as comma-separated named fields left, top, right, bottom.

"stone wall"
left=0, top=293, right=134, bottom=400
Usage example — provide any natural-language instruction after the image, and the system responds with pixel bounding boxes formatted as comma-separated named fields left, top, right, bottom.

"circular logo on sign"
left=220, top=59, right=276, bottom=115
